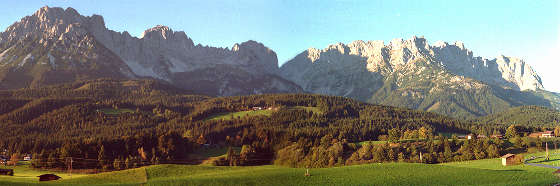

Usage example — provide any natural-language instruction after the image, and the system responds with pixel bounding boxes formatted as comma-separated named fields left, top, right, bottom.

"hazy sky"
left=1, top=0, right=559, bottom=92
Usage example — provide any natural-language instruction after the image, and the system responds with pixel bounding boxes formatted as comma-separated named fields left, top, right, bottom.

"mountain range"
left=0, top=6, right=301, bottom=96
left=280, top=37, right=560, bottom=119
left=0, top=6, right=558, bottom=119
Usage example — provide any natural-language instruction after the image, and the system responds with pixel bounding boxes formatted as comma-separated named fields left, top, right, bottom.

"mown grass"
left=1, top=157, right=558, bottom=185
left=0, top=162, right=87, bottom=185
left=144, top=162, right=558, bottom=186
left=204, top=106, right=320, bottom=121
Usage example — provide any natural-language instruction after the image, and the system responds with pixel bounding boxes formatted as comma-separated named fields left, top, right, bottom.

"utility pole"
left=66, top=157, right=73, bottom=178
left=546, top=142, right=549, bottom=161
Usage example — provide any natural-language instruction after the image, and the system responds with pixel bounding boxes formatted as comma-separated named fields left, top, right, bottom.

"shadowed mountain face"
left=0, top=6, right=302, bottom=96
left=280, top=37, right=559, bottom=119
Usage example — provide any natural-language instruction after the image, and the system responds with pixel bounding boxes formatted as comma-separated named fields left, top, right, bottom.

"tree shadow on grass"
left=494, top=169, right=524, bottom=172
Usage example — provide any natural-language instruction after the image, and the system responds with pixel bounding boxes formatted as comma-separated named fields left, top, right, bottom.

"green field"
left=204, top=106, right=321, bottom=121
left=205, top=110, right=273, bottom=121
left=97, top=108, right=135, bottom=115
left=291, top=106, right=322, bottom=114
left=1, top=156, right=559, bottom=185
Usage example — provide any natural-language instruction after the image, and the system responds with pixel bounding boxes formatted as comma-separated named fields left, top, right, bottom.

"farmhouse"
left=465, top=134, right=487, bottom=140
left=490, top=134, right=503, bottom=139
left=542, top=131, right=554, bottom=138
left=501, top=154, right=517, bottom=166
left=23, top=154, right=32, bottom=161
left=38, top=174, right=61, bottom=181
left=529, top=131, right=555, bottom=138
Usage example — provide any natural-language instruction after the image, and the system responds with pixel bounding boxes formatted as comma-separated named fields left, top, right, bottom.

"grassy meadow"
left=203, top=106, right=321, bottom=121
left=204, top=110, right=274, bottom=121
left=1, top=155, right=559, bottom=185
left=97, top=108, right=136, bottom=115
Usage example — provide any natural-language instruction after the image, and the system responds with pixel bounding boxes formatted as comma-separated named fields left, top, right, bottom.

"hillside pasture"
left=97, top=108, right=135, bottom=115
left=204, top=109, right=273, bottom=121
left=290, top=106, right=322, bottom=114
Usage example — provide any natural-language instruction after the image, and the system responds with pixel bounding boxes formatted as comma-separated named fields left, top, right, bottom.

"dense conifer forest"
left=0, top=79, right=557, bottom=170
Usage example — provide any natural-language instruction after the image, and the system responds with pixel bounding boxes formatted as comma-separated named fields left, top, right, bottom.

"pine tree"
left=506, top=125, right=518, bottom=138
left=486, top=144, right=500, bottom=158
left=98, top=145, right=106, bottom=168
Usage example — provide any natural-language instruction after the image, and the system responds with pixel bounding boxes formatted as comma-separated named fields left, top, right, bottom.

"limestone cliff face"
left=0, top=7, right=134, bottom=89
left=0, top=6, right=301, bottom=95
left=281, top=36, right=543, bottom=93
left=280, top=36, right=550, bottom=118
left=90, top=23, right=280, bottom=81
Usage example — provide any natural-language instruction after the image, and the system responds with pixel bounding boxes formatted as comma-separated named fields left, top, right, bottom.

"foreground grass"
left=144, top=162, right=558, bottom=186
left=0, top=158, right=558, bottom=185
left=0, top=163, right=87, bottom=185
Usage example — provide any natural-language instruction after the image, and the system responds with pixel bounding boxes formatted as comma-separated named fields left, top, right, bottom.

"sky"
left=1, top=0, right=559, bottom=92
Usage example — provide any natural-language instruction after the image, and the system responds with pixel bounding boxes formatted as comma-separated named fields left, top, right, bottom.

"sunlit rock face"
left=280, top=36, right=548, bottom=119
left=281, top=36, right=543, bottom=94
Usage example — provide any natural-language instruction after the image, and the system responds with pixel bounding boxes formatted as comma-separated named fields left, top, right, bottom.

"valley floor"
left=0, top=156, right=558, bottom=186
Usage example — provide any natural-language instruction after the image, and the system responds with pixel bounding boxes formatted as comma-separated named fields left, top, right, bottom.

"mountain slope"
left=0, top=6, right=302, bottom=96
left=280, top=36, right=557, bottom=119
left=0, top=81, right=471, bottom=144
left=0, top=7, right=134, bottom=89
left=475, top=105, right=560, bottom=127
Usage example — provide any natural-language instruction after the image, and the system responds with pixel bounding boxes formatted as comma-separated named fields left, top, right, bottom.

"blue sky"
left=1, top=0, right=559, bottom=92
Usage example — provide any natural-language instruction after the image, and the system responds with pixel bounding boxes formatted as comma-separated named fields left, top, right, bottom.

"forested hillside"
left=475, top=106, right=560, bottom=127
left=0, top=79, right=552, bottom=171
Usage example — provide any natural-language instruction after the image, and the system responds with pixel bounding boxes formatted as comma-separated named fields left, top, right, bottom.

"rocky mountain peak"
left=137, top=25, right=194, bottom=49
left=232, top=40, right=267, bottom=51
left=0, top=6, right=301, bottom=96
left=232, top=40, right=279, bottom=74
left=0, top=6, right=103, bottom=44
left=141, top=25, right=172, bottom=39
left=34, top=6, right=80, bottom=21
left=454, top=41, right=465, bottom=50
left=389, top=36, right=430, bottom=53
left=87, top=14, right=106, bottom=30
left=281, top=36, right=544, bottom=91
